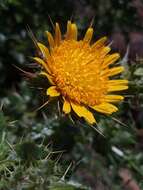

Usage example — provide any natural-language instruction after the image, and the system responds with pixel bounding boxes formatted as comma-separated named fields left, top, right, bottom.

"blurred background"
left=0, top=0, right=143, bottom=189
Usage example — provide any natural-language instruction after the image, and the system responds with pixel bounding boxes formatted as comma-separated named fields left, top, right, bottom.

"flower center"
left=50, top=40, right=108, bottom=106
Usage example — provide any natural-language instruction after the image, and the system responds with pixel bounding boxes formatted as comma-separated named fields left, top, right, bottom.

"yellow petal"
left=71, top=23, right=78, bottom=40
left=107, top=80, right=129, bottom=92
left=55, top=22, right=61, bottom=46
left=71, top=102, right=96, bottom=124
left=45, top=31, right=55, bottom=49
left=108, top=66, right=124, bottom=76
left=102, top=53, right=120, bottom=68
left=107, top=85, right=128, bottom=92
left=66, top=21, right=72, bottom=40
left=63, top=100, right=71, bottom=114
left=108, top=79, right=128, bottom=85
left=33, top=57, right=51, bottom=74
left=92, top=103, right=118, bottom=114
left=39, top=71, right=55, bottom=85
left=46, top=86, right=60, bottom=97
left=37, top=42, right=50, bottom=60
left=83, top=27, right=93, bottom=43
left=92, top=36, right=107, bottom=49
left=100, top=46, right=111, bottom=57
left=104, top=95, right=124, bottom=102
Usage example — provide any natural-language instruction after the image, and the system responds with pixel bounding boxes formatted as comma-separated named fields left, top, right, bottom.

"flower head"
left=33, top=21, right=128, bottom=124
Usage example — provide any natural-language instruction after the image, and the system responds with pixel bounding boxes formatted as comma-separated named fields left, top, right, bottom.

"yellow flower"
left=33, top=21, right=128, bottom=124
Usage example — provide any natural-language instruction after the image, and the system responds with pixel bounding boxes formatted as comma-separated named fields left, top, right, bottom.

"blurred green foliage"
left=1, top=0, right=143, bottom=189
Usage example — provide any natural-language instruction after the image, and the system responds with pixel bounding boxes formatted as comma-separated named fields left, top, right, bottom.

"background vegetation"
left=0, top=0, right=143, bottom=189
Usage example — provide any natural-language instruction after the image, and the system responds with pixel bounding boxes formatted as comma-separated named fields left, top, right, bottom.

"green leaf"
left=134, top=68, right=143, bottom=76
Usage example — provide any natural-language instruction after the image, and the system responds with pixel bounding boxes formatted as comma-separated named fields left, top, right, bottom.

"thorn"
left=8, top=120, right=18, bottom=127
left=57, top=100, right=61, bottom=116
left=78, top=121, right=105, bottom=138
left=34, top=100, right=50, bottom=112
left=120, top=45, right=130, bottom=65
left=45, top=150, right=66, bottom=160
left=111, top=116, right=129, bottom=128
left=0, top=101, right=4, bottom=110
left=108, top=40, right=113, bottom=47
left=61, top=161, right=73, bottom=181
left=48, top=15, right=55, bottom=31
left=42, top=112, right=49, bottom=122
left=55, top=152, right=63, bottom=165
left=12, top=64, right=36, bottom=78
left=6, top=140, right=17, bottom=154
left=124, top=95, right=134, bottom=98
left=51, top=150, right=66, bottom=154
left=70, top=13, right=74, bottom=22
left=19, top=135, right=24, bottom=144
left=5, top=167, right=13, bottom=175
left=26, top=25, right=38, bottom=48
left=89, top=15, right=95, bottom=28
left=90, top=124, right=106, bottom=138
left=39, top=136, right=45, bottom=147
left=45, top=141, right=53, bottom=149
left=26, top=25, right=42, bottom=57
left=68, top=114, right=76, bottom=124
left=45, top=152, right=52, bottom=160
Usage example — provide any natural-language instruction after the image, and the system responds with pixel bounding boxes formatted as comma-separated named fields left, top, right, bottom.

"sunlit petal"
left=63, top=100, right=71, bottom=114
left=47, top=86, right=60, bottom=97
left=71, top=102, right=96, bottom=124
